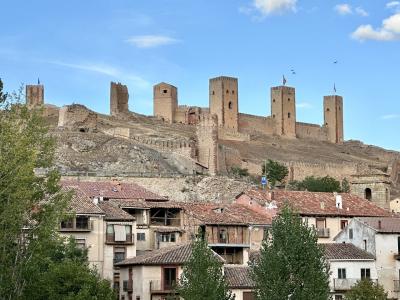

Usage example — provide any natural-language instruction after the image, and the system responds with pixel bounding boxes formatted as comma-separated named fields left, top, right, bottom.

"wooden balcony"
left=149, top=280, right=175, bottom=294
left=106, top=233, right=134, bottom=245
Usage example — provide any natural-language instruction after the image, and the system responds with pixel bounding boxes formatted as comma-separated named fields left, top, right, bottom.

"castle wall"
left=218, top=127, right=250, bottom=142
left=288, top=161, right=358, bottom=182
left=238, top=113, right=274, bottom=135
left=110, top=82, right=129, bottom=116
left=153, top=83, right=177, bottom=123
left=26, top=85, right=44, bottom=108
left=196, top=115, right=219, bottom=175
left=295, top=122, right=328, bottom=141
left=58, top=104, right=97, bottom=132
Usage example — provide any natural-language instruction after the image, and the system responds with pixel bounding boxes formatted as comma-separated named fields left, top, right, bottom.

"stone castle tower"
left=324, top=95, right=344, bottom=144
left=110, top=82, right=129, bottom=116
left=26, top=84, right=44, bottom=108
left=153, top=82, right=178, bottom=124
left=209, top=76, right=238, bottom=131
left=196, top=114, right=219, bottom=175
left=271, top=86, right=296, bottom=138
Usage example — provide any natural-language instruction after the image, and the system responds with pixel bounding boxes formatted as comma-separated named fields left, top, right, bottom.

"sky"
left=1, top=0, right=399, bottom=151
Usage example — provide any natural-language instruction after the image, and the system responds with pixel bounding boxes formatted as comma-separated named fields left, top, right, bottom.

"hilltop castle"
left=152, top=76, right=344, bottom=144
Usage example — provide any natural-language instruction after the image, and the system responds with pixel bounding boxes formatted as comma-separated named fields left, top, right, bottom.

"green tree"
left=345, top=279, right=388, bottom=300
left=0, top=78, right=7, bottom=103
left=231, top=166, right=249, bottom=178
left=176, top=235, right=234, bottom=300
left=341, top=178, right=350, bottom=193
left=250, top=204, right=330, bottom=300
left=0, top=83, right=115, bottom=299
left=287, top=176, right=341, bottom=193
left=262, top=159, right=288, bottom=187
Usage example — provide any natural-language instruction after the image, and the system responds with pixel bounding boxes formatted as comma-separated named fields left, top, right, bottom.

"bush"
left=262, top=160, right=288, bottom=187
left=230, top=166, right=249, bottom=178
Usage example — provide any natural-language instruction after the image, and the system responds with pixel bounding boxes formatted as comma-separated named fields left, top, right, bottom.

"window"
left=60, top=218, right=73, bottom=229
left=327, top=108, right=330, bottom=112
left=212, top=91, right=215, bottom=95
left=398, top=236, right=400, bottom=254
left=361, top=268, right=371, bottom=279
left=75, top=238, right=86, bottom=250
left=163, top=89, right=168, bottom=94
left=136, top=297, right=140, bottom=300
left=160, top=233, right=176, bottom=243
left=288, top=98, right=291, bottom=102
left=316, top=218, right=326, bottom=229
left=137, top=232, right=146, bottom=241
left=228, top=101, right=233, bottom=109
left=363, top=239, right=367, bottom=251
left=340, top=220, right=348, bottom=230
left=273, top=99, right=276, bottom=103
left=113, top=272, right=120, bottom=291
left=335, top=295, right=343, bottom=300
left=219, top=229, right=227, bottom=243
left=349, top=228, right=353, bottom=239
left=163, top=267, right=177, bottom=290
left=114, top=247, right=126, bottom=264
left=76, top=216, right=89, bottom=229
left=232, top=90, right=235, bottom=94
left=226, top=89, right=229, bottom=94
left=272, top=114, right=275, bottom=118
left=365, top=188, right=372, bottom=201
left=338, top=268, right=346, bottom=279
left=288, top=112, right=291, bottom=118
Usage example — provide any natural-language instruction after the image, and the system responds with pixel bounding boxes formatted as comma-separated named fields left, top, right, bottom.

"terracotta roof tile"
left=61, top=180, right=166, bottom=201
left=358, top=217, right=400, bottom=233
left=243, top=189, right=390, bottom=217
left=112, top=199, right=184, bottom=209
left=224, top=266, right=255, bottom=289
left=98, top=201, right=135, bottom=221
left=322, top=243, right=375, bottom=260
left=63, top=187, right=104, bottom=215
left=116, top=243, right=224, bottom=266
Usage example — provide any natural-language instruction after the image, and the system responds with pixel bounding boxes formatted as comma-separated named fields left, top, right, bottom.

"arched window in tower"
left=288, top=98, right=291, bottom=102
left=326, top=108, right=330, bottom=112
left=226, top=90, right=229, bottom=94
left=163, top=89, right=168, bottom=94
left=273, top=99, right=276, bottom=103
left=228, top=101, right=233, bottom=109
left=273, top=114, right=275, bottom=118
left=212, top=91, right=215, bottom=95
left=288, top=112, right=291, bottom=118
left=365, top=188, right=372, bottom=201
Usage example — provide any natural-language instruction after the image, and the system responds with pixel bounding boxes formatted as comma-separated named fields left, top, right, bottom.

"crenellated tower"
left=324, top=95, right=344, bottom=144
left=26, top=84, right=44, bottom=108
left=271, top=85, right=296, bottom=138
left=153, top=82, right=178, bottom=124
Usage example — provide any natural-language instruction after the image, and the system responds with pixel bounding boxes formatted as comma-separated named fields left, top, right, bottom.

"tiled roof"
left=242, top=189, right=390, bottom=217
left=98, top=201, right=135, bottom=221
left=224, top=266, right=255, bottom=289
left=61, top=180, right=166, bottom=201
left=116, top=243, right=224, bottom=266
left=183, top=203, right=272, bottom=225
left=112, top=199, right=184, bottom=209
left=358, top=217, right=400, bottom=233
left=322, top=243, right=375, bottom=260
left=63, top=186, right=104, bottom=215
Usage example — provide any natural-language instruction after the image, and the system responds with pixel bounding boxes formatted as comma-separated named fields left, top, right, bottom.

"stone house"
left=335, top=217, right=400, bottom=299
left=323, top=243, right=377, bottom=300
left=59, top=186, right=137, bottom=292
left=235, top=189, right=390, bottom=244
left=116, top=243, right=255, bottom=300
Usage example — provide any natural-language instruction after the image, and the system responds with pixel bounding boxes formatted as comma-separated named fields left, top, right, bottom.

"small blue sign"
left=261, top=176, right=267, bottom=185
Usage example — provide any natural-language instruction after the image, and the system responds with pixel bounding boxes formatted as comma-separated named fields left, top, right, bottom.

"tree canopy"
left=287, top=175, right=342, bottom=193
left=346, top=279, right=388, bottom=300
left=176, top=235, right=234, bottom=300
left=0, top=80, right=115, bottom=299
left=250, top=204, right=330, bottom=300
left=262, top=159, right=289, bottom=187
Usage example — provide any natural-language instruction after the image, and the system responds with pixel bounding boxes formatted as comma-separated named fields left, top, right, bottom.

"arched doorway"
left=365, top=188, right=372, bottom=201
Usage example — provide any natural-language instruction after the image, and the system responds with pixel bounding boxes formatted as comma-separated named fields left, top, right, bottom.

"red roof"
left=241, top=189, right=390, bottom=217
left=61, top=180, right=166, bottom=201
left=358, top=217, right=400, bottom=233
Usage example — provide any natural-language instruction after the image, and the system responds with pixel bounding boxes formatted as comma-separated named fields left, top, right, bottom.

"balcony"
left=317, top=228, right=330, bottom=238
left=106, top=233, right=133, bottom=245
left=394, top=280, right=400, bottom=292
left=149, top=280, right=176, bottom=294
left=333, top=279, right=377, bottom=291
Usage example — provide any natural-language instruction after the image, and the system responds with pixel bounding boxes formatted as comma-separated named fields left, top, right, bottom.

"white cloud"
left=381, top=114, right=400, bottom=120
left=253, top=0, right=297, bottom=16
left=351, top=13, right=400, bottom=41
left=355, top=7, right=369, bottom=17
left=125, top=35, right=180, bottom=48
left=296, top=102, right=313, bottom=109
left=335, top=4, right=352, bottom=15
left=387, top=1, right=400, bottom=9
left=47, top=60, right=150, bottom=88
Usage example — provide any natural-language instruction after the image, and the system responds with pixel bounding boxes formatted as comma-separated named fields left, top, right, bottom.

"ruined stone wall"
left=58, top=104, right=97, bottom=132
left=103, top=127, right=131, bottom=139
left=218, top=127, right=250, bottom=141
left=110, top=82, right=129, bottom=116
left=296, top=122, right=328, bottom=141
left=196, top=115, right=219, bottom=175
left=26, top=85, right=44, bottom=108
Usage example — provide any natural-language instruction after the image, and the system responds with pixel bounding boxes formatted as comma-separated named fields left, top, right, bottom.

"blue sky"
left=1, top=0, right=399, bottom=150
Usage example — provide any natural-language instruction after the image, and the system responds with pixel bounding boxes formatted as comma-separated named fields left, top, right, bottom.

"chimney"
left=335, top=194, right=343, bottom=209
left=378, top=220, right=382, bottom=229
left=320, top=202, right=325, bottom=210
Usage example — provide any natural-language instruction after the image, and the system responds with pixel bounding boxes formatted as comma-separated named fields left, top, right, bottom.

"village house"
left=335, top=217, right=400, bottom=299
left=235, top=189, right=390, bottom=244
left=59, top=186, right=137, bottom=292
left=116, top=243, right=256, bottom=300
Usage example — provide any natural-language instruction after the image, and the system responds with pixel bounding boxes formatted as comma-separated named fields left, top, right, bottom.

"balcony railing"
left=106, top=233, right=133, bottom=244
left=149, top=280, right=176, bottom=293
left=317, top=228, right=330, bottom=238
left=150, top=217, right=181, bottom=227
left=394, top=280, right=400, bottom=292
left=333, top=279, right=377, bottom=290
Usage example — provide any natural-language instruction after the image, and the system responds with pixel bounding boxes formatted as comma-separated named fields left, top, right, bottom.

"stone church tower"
left=324, top=95, right=344, bottom=144
left=209, top=76, right=238, bottom=131
left=271, top=85, right=296, bottom=138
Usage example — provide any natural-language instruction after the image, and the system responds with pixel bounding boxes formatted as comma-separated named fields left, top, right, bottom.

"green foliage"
left=0, top=78, right=7, bottom=103
left=341, top=178, right=350, bottom=193
left=176, top=236, right=234, bottom=300
left=231, top=166, right=249, bottom=178
left=250, top=204, right=330, bottom=300
left=287, top=176, right=341, bottom=192
left=0, top=84, right=115, bottom=299
left=345, top=279, right=388, bottom=300
left=262, top=160, right=288, bottom=187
